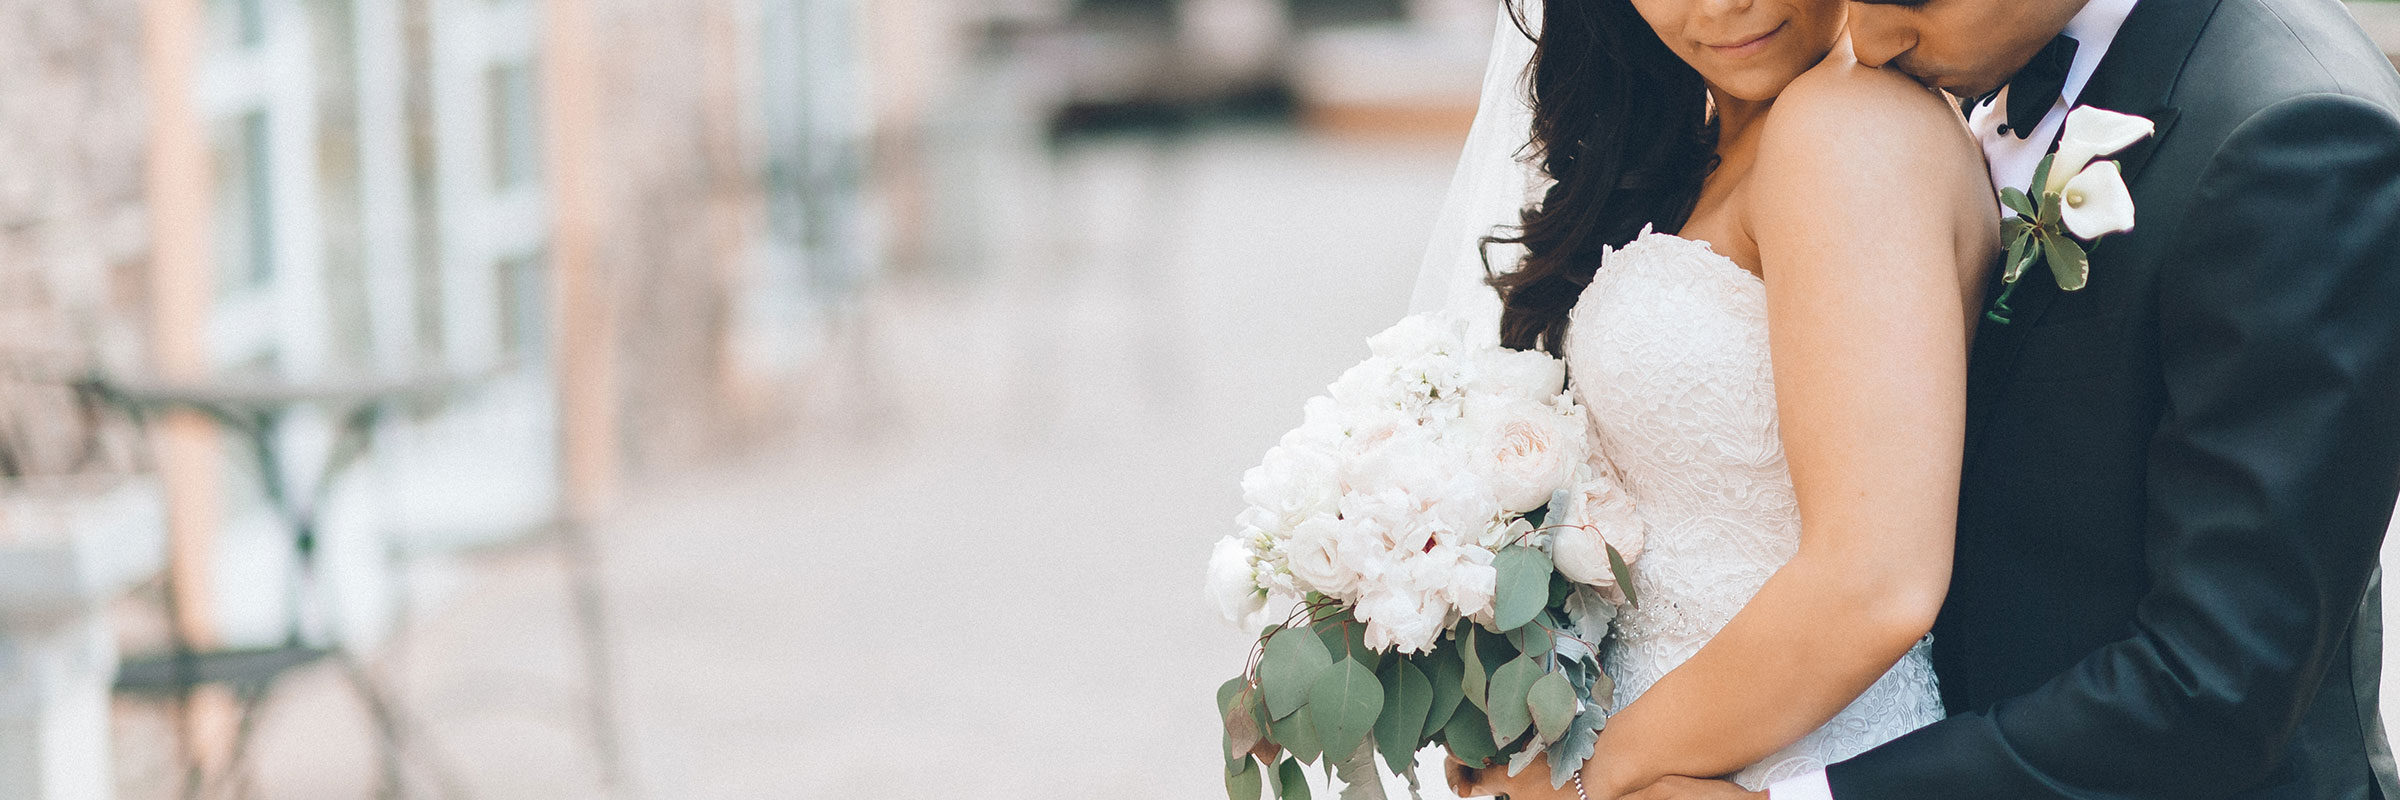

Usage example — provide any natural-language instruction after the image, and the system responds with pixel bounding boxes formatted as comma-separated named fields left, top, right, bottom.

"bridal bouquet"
left=1205, top=312, right=1645, bottom=799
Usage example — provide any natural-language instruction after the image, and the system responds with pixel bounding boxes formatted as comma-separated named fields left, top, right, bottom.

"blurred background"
left=0, top=1, right=2395, bottom=799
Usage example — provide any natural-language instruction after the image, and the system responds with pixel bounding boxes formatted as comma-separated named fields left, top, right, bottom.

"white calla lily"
left=2059, top=160, right=2137, bottom=239
left=2046, top=106, right=2157, bottom=195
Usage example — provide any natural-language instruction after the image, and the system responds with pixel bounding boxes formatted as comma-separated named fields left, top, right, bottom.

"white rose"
left=1328, top=357, right=1408, bottom=409
left=2059, top=159, right=2137, bottom=239
left=2045, top=106, right=2156, bottom=195
left=1205, top=535, right=1269, bottom=625
left=1550, top=471, right=1645, bottom=591
left=1241, top=443, right=1341, bottom=527
left=1472, top=399, right=1588, bottom=514
left=1286, top=514, right=1361, bottom=599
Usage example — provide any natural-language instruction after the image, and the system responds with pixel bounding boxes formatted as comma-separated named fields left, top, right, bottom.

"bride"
left=1419, top=0, right=1999, bottom=796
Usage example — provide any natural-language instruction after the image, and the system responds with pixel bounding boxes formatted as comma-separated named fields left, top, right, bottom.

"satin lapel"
left=1964, top=0, right=2219, bottom=449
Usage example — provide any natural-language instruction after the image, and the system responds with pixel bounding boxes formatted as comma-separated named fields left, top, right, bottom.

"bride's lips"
left=1705, top=21, right=1787, bottom=58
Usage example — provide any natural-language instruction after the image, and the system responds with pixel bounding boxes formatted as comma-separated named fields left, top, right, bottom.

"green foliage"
left=2042, top=228, right=2090, bottom=291
left=1529, top=670, right=1576, bottom=744
left=1276, top=704, right=1324, bottom=765
left=1485, top=656, right=1543, bottom=744
left=1461, top=627, right=1490, bottom=712
left=1277, top=757, right=1313, bottom=800
left=1229, top=756, right=1264, bottom=800
left=1606, top=544, right=1640, bottom=608
left=1263, top=626, right=1335, bottom=719
left=1441, top=702, right=1498, bottom=769
left=1310, top=659, right=1385, bottom=765
left=1316, top=614, right=1382, bottom=671
left=1493, top=546, right=1555, bottom=630
left=1422, top=646, right=1467, bottom=738
left=2001, top=186, right=2038, bottom=220
left=1375, top=659, right=1434, bottom=776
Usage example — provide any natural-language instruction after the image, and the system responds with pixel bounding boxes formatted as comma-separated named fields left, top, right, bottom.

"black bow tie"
left=1993, top=34, right=2079, bottom=139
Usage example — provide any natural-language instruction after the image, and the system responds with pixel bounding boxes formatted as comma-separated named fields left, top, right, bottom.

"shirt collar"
left=2058, top=0, right=2141, bottom=107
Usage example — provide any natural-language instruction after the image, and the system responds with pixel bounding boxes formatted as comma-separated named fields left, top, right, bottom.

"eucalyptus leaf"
left=1263, top=626, right=1335, bottom=719
left=1461, top=627, right=1490, bottom=712
left=1375, top=660, right=1435, bottom=775
left=1336, top=740, right=1390, bottom=800
left=1423, top=647, right=1467, bottom=737
left=1277, top=704, right=1324, bottom=765
left=1229, top=756, right=1264, bottom=800
left=2042, top=228, right=2090, bottom=291
left=1606, top=544, right=1640, bottom=608
left=1278, top=757, right=1314, bottom=800
left=1441, top=703, right=1498, bottom=769
left=1316, top=614, right=1379, bottom=669
left=1221, top=677, right=1252, bottom=764
left=1528, top=671, right=1576, bottom=744
left=1310, top=659, right=1386, bottom=766
left=1230, top=692, right=1266, bottom=758
left=1493, top=546, right=1555, bottom=631
left=1486, top=656, right=1542, bottom=744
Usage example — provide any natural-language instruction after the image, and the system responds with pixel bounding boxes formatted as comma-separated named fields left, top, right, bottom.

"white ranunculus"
left=2059, top=160, right=2137, bottom=239
left=2046, top=106, right=2156, bottom=195
left=1549, top=471, right=1645, bottom=591
left=1472, top=399, right=1588, bottom=514
left=1205, top=535, right=1268, bottom=624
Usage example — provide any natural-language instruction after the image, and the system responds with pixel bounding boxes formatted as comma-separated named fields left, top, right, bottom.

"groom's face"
left=1845, top=0, right=2089, bottom=97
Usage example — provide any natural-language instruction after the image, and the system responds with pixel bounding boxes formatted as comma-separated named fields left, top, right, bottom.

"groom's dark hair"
left=1487, top=0, right=1720, bottom=356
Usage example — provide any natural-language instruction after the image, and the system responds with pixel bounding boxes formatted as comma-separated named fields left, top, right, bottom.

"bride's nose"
left=1696, top=0, right=1759, bottom=19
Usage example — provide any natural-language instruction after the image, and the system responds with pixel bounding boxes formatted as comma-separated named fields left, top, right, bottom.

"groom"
left=1663, top=0, right=2400, bottom=798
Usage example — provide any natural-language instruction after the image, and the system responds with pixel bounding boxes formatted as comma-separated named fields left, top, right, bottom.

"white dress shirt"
left=1764, top=2, right=2138, bottom=799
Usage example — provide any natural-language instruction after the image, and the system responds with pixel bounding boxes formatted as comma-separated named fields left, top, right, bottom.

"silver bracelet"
left=1573, top=775, right=1593, bottom=800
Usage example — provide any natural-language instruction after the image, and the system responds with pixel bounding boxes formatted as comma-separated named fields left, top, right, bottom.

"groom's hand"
left=1622, top=776, right=1763, bottom=800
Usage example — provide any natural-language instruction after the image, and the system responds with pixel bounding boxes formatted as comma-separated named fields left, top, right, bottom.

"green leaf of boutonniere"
left=2003, top=227, right=2037, bottom=284
left=2029, top=153, right=2057, bottom=206
left=2000, top=186, right=2038, bottom=220
left=2041, top=228, right=2091, bottom=291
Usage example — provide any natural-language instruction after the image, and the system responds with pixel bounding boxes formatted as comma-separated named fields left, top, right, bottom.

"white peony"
left=1471, top=397, right=1589, bottom=513
left=1549, top=470, right=1646, bottom=592
left=1468, top=346, right=1568, bottom=398
left=1206, top=535, right=1269, bottom=625
left=1357, top=587, right=1447, bottom=654
left=1438, top=544, right=1498, bottom=621
left=2059, top=159, right=2137, bottom=239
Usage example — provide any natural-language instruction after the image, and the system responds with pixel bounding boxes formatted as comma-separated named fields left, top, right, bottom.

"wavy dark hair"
left=1488, top=0, right=1721, bottom=355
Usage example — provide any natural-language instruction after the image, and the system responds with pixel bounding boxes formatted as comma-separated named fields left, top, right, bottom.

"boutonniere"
left=1988, top=106, right=2156, bottom=324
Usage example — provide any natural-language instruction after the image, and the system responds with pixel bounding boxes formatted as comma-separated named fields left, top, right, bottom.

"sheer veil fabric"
left=1408, top=0, right=1545, bottom=346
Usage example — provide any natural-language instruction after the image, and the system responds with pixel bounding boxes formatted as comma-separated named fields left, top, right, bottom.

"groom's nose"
left=1845, top=6, right=1916, bottom=74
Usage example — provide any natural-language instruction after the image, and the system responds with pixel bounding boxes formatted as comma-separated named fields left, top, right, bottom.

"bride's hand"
left=1443, top=752, right=1579, bottom=799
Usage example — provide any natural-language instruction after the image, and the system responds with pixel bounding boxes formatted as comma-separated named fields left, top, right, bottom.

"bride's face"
left=1627, top=0, right=1848, bottom=102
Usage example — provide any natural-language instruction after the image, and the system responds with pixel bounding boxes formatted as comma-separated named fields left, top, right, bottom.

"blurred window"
left=488, top=61, right=542, bottom=189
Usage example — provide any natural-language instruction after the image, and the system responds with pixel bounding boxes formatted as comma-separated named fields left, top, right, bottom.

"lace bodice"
left=1563, top=231, right=1942, bottom=789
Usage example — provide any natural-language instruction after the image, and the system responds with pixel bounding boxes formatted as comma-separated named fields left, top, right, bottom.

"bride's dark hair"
left=1489, top=0, right=1720, bottom=355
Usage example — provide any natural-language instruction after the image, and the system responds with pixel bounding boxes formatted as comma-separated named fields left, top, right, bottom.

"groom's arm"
left=1824, top=93, right=2400, bottom=799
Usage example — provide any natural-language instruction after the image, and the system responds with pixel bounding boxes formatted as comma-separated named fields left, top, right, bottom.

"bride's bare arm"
left=1578, top=63, right=1996, bottom=798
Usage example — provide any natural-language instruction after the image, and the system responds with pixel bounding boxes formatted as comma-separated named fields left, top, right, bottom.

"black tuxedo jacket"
left=1827, top=0, right=2400, bottom=797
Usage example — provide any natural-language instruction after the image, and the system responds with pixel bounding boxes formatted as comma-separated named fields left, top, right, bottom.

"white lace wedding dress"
left=1562, top=229, right=1945, bottom=790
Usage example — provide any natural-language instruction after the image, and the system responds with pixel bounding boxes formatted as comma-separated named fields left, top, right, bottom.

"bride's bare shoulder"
left=1755, top=53, right=1988, bottom=205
